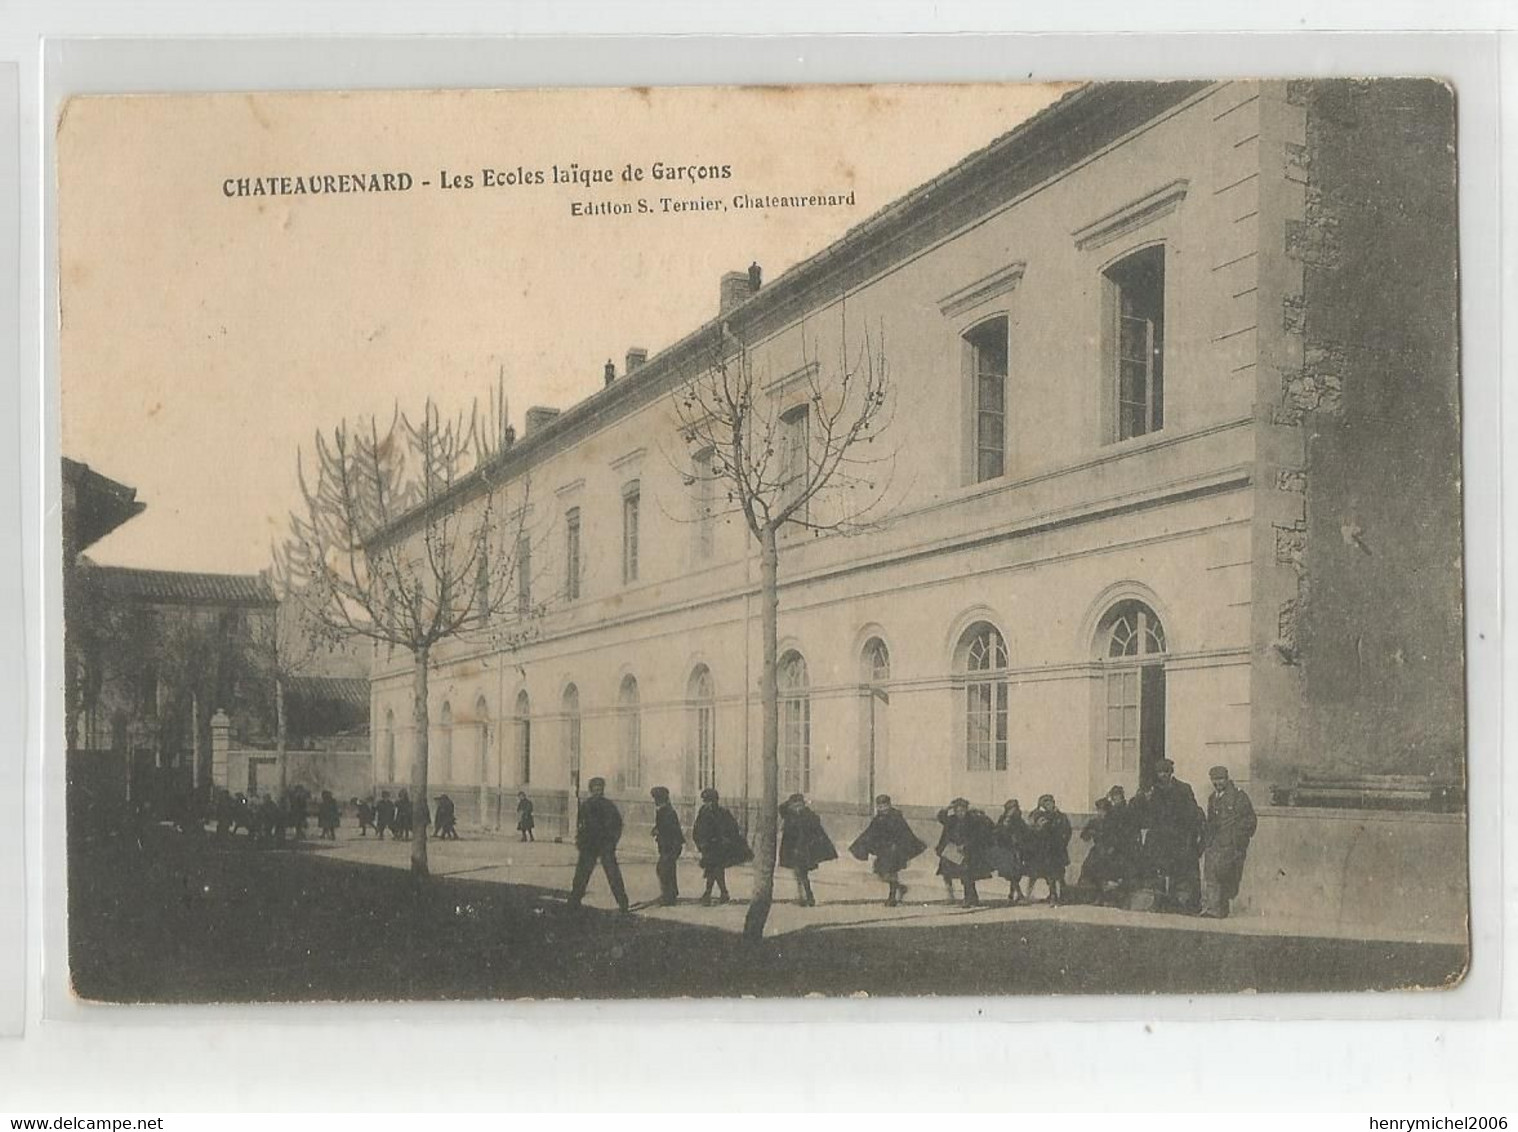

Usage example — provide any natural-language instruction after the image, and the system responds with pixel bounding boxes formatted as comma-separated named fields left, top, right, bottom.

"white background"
left=1, top=2, right=1515, bottom=1114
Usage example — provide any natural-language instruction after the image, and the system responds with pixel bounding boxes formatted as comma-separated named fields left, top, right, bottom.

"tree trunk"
left=410, top=646, right=431, bottom=877
left=275, top=676, right=287, bottom=798
left=743, top=524, right=781, bottom=941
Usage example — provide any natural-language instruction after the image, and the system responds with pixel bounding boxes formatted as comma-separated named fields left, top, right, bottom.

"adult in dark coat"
left=935, top=797, right=996, bottom=907
left=849, top=794, right=927, bottom=906
left=650, top=786, right=685, bottom=906
left=692, top=788, right=751, bottom=904
left=1134, top=759, right=1205, bottom=912
left=992, top=799, right=1032, bottom=904
left=258, top=794, right=283, bottom=845
left=516, top=792, right=535, bottom=842
left=393, top=791, right=414, bottom=840
left=375, top=791, right=395, bottom=840
left=1027, top=795, right=1073, bottom=904
left=778, top=793, right=837, bottom=907
left=317, top=790, right=340, bottom=840
left=356, top=797, right=374, bottom=837
left=288, top=787, right=309, bottom=840
left=567, top=777, right=630, bottom=912
left=435, top=794, right=458, bottom=840
left=1201, top=766, right=1258, bottom=918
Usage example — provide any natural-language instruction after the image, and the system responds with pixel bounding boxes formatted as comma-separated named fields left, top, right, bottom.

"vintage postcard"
left=58, top=80, right=1467, bottom=1002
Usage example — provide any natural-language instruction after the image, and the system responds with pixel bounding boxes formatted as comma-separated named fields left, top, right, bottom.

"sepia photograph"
left=57, top=77, right=1468, bottom=1003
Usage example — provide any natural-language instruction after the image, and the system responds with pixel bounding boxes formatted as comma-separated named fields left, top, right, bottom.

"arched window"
left=1096, top=599, right=1168, bottom=785
left=1105, top=245, right=1166, bottom=442
left=562, top=684, right=582, bottom=790
left=778, top=651, right=811, bottom=794
left=618, top=675, right=642, bottom=790
left=514, top=690, right=532, bottom=785
left=957, top=622, right=1008, bottom=772
left=688, top=665, right=716, bottom=792
left=475, top=695, right=491, bottom=788
left=965, top=317, right=1008, bottom=482
left=439, top=701, right=454, bottom=783
left=860, top=638, right=890, bottom=802
left=383, top=708, right=396, bottom=784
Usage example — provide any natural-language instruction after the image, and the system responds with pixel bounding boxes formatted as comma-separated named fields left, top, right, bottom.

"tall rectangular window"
left=692, top=449, right=716, bottom=561
left=780, top=405, right=810, bottom=526
left=516, top=535, right=531, bottom=616
left=565, top=508, right=581, bottom=601
left=1108, top=245, right=1166, bottom=441
left=622, top=483, right=640, bottom=584
left=474, top=555, right=489, bottom=620
left=966, top=319, right=1008, bottom=482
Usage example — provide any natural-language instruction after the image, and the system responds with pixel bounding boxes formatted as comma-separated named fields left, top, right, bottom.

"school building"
left=368, top=80, right=1464, bottom=938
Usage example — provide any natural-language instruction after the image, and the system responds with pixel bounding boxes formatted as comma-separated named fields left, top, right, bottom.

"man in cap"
left=650, top=785, right=685, bottom=906
left=1134, top=758, right=1205, bottom=912
left=1201, top=765, right=1258, bottom=918
left=567, top=776, right=630, bottom=913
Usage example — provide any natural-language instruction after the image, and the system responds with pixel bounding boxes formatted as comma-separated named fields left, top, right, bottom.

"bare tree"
left=279, top=386, right=534, bottom=878
left=670, top=312, right=894, bottom=940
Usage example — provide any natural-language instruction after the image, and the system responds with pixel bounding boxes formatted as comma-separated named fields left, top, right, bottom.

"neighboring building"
left=72, top=562, right=280, bottom=787
left=62, top=458, right=145, bottom=757
left=368, top=81, right=1462, bottom=934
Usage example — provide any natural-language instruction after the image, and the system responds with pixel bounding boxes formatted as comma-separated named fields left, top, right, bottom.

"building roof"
left=371, top=80, right=1212, bottom=548
left=62, top=457, right=146, bottom=556
left=285, top=676, right=370, bottom=711
left=89, top=564, right=278, bottom=607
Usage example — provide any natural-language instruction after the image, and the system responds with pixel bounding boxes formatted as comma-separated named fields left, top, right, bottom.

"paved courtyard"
left=66, top=822, right=1467, bottom=1003
left=317, top=824, right=1461, bottom=946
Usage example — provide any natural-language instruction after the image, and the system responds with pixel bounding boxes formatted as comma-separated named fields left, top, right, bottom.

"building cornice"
left=369, top=81, right=1214, bottom=550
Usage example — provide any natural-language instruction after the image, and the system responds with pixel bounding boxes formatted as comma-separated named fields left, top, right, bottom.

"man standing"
left=374, top=790, right=394, bottom=840
left=1134, top=758, right=1205, bottom=912
left=650, top=786, right=685, bottom=906
left=1201, top=765, right=1258, bottom=919
left=567, top=777, right=630, bottom=913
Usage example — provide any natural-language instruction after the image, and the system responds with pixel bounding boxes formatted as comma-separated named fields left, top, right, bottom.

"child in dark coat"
left=935, top=797, right=996, bottom=907
left=993, top=799, right=1032, bottom=904
left=516, top=792, right=535, bottom=842
left=778, top=793, right=837, bottom=907
left=1028, top=794, right=1073, bottom=904
left=849, top=794, right=928, bottom=906
left=692, top=788, right=751, bottom=905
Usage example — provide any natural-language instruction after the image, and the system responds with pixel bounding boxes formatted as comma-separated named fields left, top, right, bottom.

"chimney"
left=748, top=261, right=762, bottom=292
left=719, top=270, right=754, bottom=315
left=524, top=406, right=561, bottom=436
left=625, top=347, right=648, bottom=375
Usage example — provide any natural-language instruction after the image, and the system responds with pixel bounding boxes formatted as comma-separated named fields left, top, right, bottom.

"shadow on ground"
left=68, top=828, right=1466, bottom=1003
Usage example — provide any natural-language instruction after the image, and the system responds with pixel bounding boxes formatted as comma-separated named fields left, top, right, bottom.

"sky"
left=59, top=82, right=1073, bottom=575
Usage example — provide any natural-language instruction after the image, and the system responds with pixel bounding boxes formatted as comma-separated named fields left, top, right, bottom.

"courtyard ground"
left=66, top=824, right=1468, bottom=1003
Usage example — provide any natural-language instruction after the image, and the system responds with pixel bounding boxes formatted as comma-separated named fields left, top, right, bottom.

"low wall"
left=1230, top=807, right=1467, bottom=943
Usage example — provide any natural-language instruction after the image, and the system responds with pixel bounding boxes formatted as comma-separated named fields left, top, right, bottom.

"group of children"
left=211, top=786, right=342, bottom=843
left=353, top=789, right=463, bottom=840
